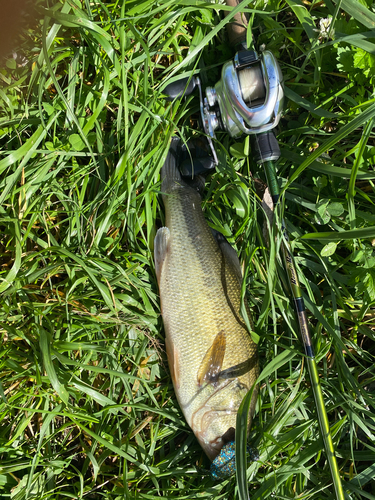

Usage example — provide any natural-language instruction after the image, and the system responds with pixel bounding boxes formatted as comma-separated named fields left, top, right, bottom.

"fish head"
left=195, top=410, right=236, bottom=460
left=192, top=379, right=250, bottom=461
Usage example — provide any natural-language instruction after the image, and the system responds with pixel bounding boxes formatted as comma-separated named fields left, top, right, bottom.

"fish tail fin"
left=161, top=137, right=182, bottom=194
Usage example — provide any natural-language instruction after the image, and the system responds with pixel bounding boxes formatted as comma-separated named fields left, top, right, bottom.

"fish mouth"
left=192, top=404, right=238, bottom=460
left=197, top=434, right=223, bottom=461
left=188, top=378, right=248, bottom=460
left=195, top=421, right=236, bottom=461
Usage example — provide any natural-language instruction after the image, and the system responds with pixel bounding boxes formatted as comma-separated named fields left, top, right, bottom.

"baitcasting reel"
left=205, top=49, right=283, bottom=138
left=164, top=48, right=284, bottom=166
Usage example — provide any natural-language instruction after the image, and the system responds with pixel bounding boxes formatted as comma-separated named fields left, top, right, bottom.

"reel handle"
left=224, top=0, right=248, bottom=47
left=163, top=77, right=197, bottom=101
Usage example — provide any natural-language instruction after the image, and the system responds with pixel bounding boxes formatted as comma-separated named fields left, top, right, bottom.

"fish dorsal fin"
left=210, top=229, right=242, bottom=285
left=197, top=331, right=226, bottom=386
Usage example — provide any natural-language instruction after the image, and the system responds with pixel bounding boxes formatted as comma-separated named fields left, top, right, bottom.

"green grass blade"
left=301, top=226, right=375, bottom=240
left=39, top=327, right=70, bottom=406
left=284, top=101, right=375, bottom=190
left=334, top=0, right=375, bottom=29
left=347, top=118, right=374, bottom=229
left=235, top=383, right=257, bottom=500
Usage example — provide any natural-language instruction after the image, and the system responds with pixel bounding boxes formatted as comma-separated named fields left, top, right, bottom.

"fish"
left=154, top=137, right=258, bottom=462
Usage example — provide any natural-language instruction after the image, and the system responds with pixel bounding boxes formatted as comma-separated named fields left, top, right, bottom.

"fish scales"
left=155, top=138, right=258, bottom=461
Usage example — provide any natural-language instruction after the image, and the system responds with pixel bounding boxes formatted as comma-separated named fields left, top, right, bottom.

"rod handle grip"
left=224, top=0, right=249, bottom=47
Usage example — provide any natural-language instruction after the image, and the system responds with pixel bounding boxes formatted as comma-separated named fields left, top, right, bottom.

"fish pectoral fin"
left=154, top=227, right=170, bottom=284
left=197, top=331, right=226, bottom=386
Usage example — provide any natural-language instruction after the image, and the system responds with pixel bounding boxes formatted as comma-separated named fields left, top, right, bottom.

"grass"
left=0, top=0, right=375, bottom=498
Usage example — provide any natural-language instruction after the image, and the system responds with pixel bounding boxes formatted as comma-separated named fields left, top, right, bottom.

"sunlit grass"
left=0, top=0, right=374, bottom=499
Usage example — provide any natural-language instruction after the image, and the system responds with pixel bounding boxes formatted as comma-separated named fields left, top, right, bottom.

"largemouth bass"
left=154, top=138, right=258, bottom=461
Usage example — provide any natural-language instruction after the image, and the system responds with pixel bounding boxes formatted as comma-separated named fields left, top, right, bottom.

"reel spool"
left=238, top=65, right=265, bottom=104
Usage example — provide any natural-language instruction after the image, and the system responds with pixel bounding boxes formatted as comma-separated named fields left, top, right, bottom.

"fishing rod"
left=164, top=2, right=345, bottom=498
left=220, top=5, right=345, bottom=499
